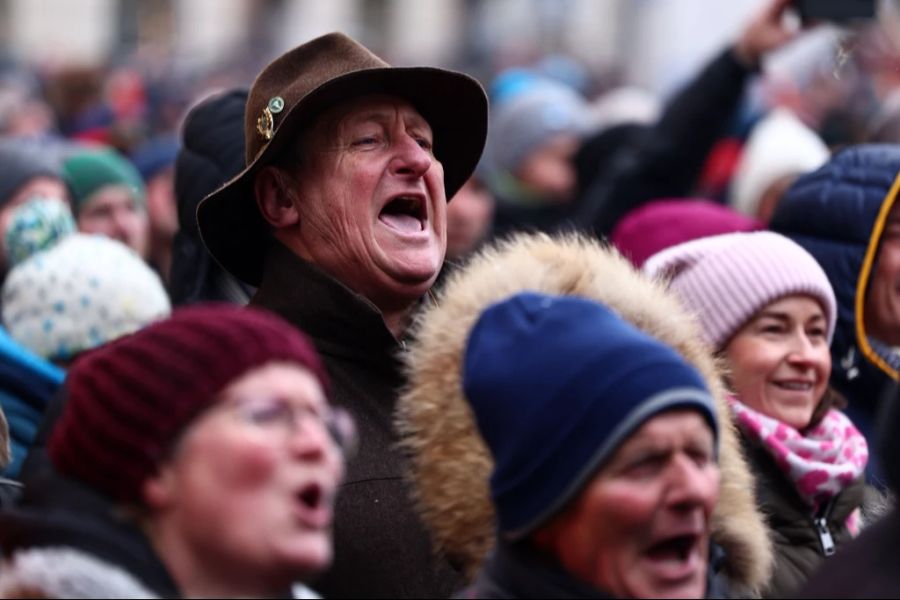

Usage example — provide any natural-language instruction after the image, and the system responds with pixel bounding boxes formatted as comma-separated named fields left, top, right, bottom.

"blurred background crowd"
left=2, top=1, right=900, bottom=598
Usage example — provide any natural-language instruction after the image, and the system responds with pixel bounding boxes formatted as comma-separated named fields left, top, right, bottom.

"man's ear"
left=255, top=166, right=300, bottom=228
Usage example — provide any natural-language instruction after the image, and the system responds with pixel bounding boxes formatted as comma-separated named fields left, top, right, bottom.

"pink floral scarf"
left=728, top=397, right=868, bottom=532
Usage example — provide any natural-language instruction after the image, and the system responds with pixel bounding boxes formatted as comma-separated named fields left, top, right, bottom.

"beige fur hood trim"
left=397, top=232, right=773, bottom=593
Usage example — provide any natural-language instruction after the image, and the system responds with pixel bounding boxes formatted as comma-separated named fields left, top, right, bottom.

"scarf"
left=728, top=397, right=868, bottom=518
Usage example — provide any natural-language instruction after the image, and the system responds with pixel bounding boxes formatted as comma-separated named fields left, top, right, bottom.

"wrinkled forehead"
left=315, top=93, right=432, bottom=136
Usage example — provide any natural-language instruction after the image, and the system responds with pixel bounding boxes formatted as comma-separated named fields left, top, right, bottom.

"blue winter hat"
left=463, top=292, right=718, bottom=539
left=130, top=136, right=180, bottom=182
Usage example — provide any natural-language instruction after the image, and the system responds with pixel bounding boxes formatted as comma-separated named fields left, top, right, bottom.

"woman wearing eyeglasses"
left=0, top=305, right=354, bottom=599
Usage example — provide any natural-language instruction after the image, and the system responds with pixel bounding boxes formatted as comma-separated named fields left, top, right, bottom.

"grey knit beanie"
left=485, top=78, right=592, bottom=176
left=0, top=137, right=66, bottom=207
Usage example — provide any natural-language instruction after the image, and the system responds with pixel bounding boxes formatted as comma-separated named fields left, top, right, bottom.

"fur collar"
left=397, top=232, right=773, bottom=594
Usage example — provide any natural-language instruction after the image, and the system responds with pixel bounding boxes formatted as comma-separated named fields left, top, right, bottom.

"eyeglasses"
left=231, top=396, right=358, bottom=458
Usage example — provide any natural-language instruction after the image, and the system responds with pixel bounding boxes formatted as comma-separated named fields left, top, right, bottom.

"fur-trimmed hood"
left=397, top=232, right=773, bottom=594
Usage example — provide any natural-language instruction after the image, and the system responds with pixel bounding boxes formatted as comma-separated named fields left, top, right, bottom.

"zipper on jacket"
left=814, top=517, right=836, bottom=556
left=813, top=499, right=836, bottom=557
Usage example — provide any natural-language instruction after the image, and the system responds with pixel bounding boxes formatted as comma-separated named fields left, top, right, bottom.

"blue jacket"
left=771, top=144, right=900, bottom=485
left=0, top=327, right=64, bottom=478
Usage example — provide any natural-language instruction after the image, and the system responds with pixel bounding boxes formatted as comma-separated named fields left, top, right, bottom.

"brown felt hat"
left=197, top=32, right=489, bottom=286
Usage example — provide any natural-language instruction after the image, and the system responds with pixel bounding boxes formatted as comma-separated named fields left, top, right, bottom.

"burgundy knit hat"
left=48, top=304, right=330, bottom=504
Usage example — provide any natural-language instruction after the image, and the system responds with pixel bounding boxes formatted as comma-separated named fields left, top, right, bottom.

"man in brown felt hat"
left=197, top=32, right=487, bottom=598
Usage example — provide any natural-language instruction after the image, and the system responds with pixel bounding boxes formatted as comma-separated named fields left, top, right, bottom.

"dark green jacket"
left=742, top=436, right=866, bottom=598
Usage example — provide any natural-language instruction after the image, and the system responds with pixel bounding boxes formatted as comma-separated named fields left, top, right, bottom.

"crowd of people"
left=0, top=0, right=900, bottom=597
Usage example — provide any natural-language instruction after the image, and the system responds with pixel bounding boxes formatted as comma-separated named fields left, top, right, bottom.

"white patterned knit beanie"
left=2, top=234, right=171, bottom=362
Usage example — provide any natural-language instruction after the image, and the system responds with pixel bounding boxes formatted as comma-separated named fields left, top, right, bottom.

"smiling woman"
left=646, top=230, right=869, bottom=598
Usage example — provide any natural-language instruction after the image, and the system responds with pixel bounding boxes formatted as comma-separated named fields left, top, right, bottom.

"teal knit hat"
left=62, top=148, right=146, bottom=215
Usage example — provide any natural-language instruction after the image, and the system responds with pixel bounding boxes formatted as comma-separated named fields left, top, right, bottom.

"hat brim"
left=197, top=67, right=488, bottom=286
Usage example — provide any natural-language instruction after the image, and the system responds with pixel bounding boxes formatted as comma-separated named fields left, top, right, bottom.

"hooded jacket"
left=770, top=144, right=900, bottom=485
left=0, top=327, right=58, bottom=478
left=397, top=232, right=774, bottom=596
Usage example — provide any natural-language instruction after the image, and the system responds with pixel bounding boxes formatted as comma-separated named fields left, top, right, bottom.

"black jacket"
left=251, top=241, right=463, bottom=599
left=492, top=47, right=753, bottom=239
left=0, top=466, right=179, bottom=597
left=169, top=88, right=255, bottom=306
left=461, top=542, right=614, bottom=600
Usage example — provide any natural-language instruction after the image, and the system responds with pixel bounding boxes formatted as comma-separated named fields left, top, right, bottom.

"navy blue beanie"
left=463, top=292, right=718, bottom=539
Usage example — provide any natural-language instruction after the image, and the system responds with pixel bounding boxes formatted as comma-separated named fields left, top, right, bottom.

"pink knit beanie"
left=643, top=231, right=836, bottom=351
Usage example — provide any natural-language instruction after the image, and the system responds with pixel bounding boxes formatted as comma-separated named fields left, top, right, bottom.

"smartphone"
left=793, top=0, right=876, bottom=24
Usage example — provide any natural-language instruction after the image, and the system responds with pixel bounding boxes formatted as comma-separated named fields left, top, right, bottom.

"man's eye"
left=352, top=136, right=379, bottom=147
left=416, top=137, right=433, bottom=151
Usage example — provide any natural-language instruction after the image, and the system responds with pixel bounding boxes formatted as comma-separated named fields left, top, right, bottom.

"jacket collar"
left=478, top=541, right=613, bottom=600
left=251, top=240, right=404, bottom=364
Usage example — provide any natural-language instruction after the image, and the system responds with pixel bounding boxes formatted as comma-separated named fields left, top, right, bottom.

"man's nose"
left=390, top=134, right=433, bottom=178
left=667, top=454, right=719, bottom=511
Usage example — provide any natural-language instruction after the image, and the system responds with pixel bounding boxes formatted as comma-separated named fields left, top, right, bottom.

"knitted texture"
left=611, top=199, right=763, bottom=268
left=644, top=231, right=837, bottom=351
left=2, top=234, right=170, bottom=362
left=463, top=292, right=717, bottom=538
left=48, top=304, right=330, bottom=504
left=485, top=76, right=591, bottom=176
left=0, top=137, right=64, bottom=206
left=3, top=198, right=76, bottom=268
left=62, top=147, right=146, bottom=214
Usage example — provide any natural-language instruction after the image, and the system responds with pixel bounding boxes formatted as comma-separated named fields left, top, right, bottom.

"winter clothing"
left=48, top=304, right=329, bottom=505
left=797, top=507, right=900, bottom=599
left=2, top=234, right=170, bottom=363
left=0, top=326, right=59, bottom=478
left=644, top=231, right=837, bottom=350
left=250, top=240, right=463, bottom=598
left=730, top=399, right=867, bottom=515
left=484, top=76, right=592, bottom=179
left=646, top=227, right=867, bottom=596
left=397, top=232, right=773, bottom=595
left=0, top=547, right=158, bottom=598
left=170, top=88, right=254, bottom=306
left=769, top=144, right=900, bottom=485
left=461, top=541, right=614, bottom=599
left=61, top=147, right=145, bottom=214
left=796, top=382, right=900, bottom=599
left=197, top=32, right=487, bottom=286
left=130, top=136, right=179, bottom=182
left=743, top=433, right=867, bottom=598
left=610, top=198, right=762, bottom=268
left=0, top=464, right=180, bottom=598
left=2, top=198, right=75, bottom=268
left=730, top=108, right=829, bottom=218
left=464, top=291, right=717, bottom=538
left=492, top=47, right=756, bottom=238
left=0, top=137, right=64, bottom=207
